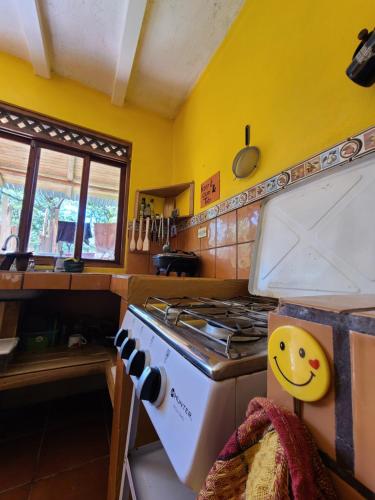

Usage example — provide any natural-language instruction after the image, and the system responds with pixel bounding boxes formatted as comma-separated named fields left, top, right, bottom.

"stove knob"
left=114, top=328, right=129, bottom=348
left=126, top=349, right=150, bottom=377
left=120, top=337, right=136, bottom=360
left=136, top=367, right=166, bottom=407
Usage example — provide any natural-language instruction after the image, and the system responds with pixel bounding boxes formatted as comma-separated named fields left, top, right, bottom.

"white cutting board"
left=250, top=154, right=375, bottom=297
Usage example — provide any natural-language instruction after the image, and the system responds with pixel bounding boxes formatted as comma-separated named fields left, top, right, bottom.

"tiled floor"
left=0, top=390, right=111, bottom=500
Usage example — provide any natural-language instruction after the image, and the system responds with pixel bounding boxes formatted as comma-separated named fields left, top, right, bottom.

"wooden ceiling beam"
left=111, top=0, right=147, bottom=106
left=16, top=0, right=51, bottom=79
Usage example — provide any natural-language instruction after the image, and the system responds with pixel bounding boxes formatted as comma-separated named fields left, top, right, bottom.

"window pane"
left=82, top=161, right=121, bottom=261
left=28, top=148, right=83, bottom=257
left=0, top=137, right=30, bottom=251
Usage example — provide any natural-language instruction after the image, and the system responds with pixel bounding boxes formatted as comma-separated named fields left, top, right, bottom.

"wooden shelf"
left=0, top=345, right=116, bottom=392
left=134, top=182, right=194, bottom=219
left=139, top=182, right=192, bottom=199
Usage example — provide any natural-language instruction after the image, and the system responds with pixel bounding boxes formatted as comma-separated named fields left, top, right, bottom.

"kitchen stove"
left=117, top=154, right=375, bottom=499
left=115, top=294, right=277, bottom=498
left=145, top=295, right=276, bottom=360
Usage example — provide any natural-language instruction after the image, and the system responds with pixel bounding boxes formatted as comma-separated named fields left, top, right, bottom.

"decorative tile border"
left=178, top=123, right=375, bottom=230
left=0, top=104, right=130, bottom=161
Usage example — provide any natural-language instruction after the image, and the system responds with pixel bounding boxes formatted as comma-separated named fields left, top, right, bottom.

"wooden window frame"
left=0, top=126, right=131, bottom=268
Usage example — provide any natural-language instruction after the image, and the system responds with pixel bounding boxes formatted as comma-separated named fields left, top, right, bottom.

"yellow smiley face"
left=268, top=325, right=330, bottom=402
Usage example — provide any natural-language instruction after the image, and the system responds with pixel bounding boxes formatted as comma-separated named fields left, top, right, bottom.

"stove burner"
left=144, top=295, right=277, bottom=359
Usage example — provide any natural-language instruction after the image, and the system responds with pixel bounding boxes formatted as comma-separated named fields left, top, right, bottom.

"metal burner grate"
left=144, top=295, right=276, bottom=359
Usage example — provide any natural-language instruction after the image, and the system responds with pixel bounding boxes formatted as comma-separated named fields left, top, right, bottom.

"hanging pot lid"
left=232, top=125, right=260, bottom=179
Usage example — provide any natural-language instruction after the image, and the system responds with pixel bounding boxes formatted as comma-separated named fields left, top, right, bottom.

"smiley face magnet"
left=268, top=325, right=330, bottom=402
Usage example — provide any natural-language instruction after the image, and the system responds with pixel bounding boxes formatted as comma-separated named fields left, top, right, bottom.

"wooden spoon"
left=136, top=217, right=143, bottom=251
left=143, top=217, right=150, bottom=252
left=129, top=219, right=136, bottom=252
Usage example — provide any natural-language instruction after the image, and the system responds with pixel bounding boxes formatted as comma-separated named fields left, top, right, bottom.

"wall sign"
left=200, top=172, right=220, bottom=208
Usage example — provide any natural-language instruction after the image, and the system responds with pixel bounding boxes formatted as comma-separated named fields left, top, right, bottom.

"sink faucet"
left=2, top=234, right=20, bottom=252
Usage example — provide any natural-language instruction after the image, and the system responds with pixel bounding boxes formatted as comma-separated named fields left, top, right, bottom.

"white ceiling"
left=0, top=0, right=244, bottom=118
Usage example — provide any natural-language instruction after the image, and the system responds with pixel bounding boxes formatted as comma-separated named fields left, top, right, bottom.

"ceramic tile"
left=329, top=471, right=364, bottom=500
left=216, top=211, right=237, bottom=247
left=175, top=230, right=187, bottom=251
left=30, top=457, right=109, bottom=500
left=109, top=275, right=129, bottom=298
left=0, top=434, right=41, bottom=492
left=350, top=331, right=375, bottom=492
left=237, top=203, right=259, bottom=243
left=0, top=485, right=31, bottom=500
left=304, top=155, right=321, bottom=176
left=363, top=128, right=375, bottom=151
left=149, top=254, right=157, bottom=275
left=0, top=273, right=23, bottom=290
left=70, top=274, right=111, bottom=290
left=237, top=242, right=253, bottom=279
left=215, top=245, right=237, bottom=279
left=340, top=139, right=361, bottom=160
left=0, top=402, right=48, bottom=442
left=199, top=249, right=216, bottom=278
left=47, top=391, right=108, bottom=431
left=184, top=227, right=200, bottom=252
left=23, top=273, right=71, bottom=290
left=36, top=420, right=109, bottom=478
left=125, top=252, right=149, bottom=274
left=320, top=147, right=340, bottom=169
left=199, top=219, right=216, bottom=250
left=150, top=239, right=163, bottom=255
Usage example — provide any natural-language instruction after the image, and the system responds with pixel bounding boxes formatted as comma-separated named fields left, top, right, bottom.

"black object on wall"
left=346, top=28, right=375, bottom=87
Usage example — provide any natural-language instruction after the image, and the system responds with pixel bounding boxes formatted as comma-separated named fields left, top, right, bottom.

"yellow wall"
left=0, top=51, right=173, bottom=271
left=172, top=0, right=375, bottom=213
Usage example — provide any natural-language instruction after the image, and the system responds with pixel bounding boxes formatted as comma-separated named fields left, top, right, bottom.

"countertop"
left=0, top=272, right=249, bottom=299
left=0, top=271, right=113, bottom=291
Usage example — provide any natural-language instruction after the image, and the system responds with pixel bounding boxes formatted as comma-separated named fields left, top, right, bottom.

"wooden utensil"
left=143, top=217, right=150, bottom=252
left=136, top=217, right=143, bottom=251
left=129, top=219, right=136, bottom=252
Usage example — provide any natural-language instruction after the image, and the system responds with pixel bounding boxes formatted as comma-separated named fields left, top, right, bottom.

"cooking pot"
left=152, top=251, right=200, bottom=277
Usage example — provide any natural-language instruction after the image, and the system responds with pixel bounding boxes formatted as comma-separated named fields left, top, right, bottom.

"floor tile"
left=0, top=434, right=41, bottom=492
left=30, top=457, right=109, bottom=500
left=36, top=419, right=109, bottom=478
left=0, top=485, right=31, bottom=500
left=0, top=402, right=49, bottom=442
left=47, top=391, right=108, bottom=430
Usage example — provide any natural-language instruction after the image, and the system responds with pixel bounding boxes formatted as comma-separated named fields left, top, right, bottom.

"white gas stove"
left=115, top=296, right=277, bottom=497
left=116, top=154, right=375, bottom=499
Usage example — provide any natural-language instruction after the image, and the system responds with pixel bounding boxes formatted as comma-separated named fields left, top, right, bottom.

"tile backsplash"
left=125, top=201, right=260, bottom=278
left=173, top=202, right=260, bottom=279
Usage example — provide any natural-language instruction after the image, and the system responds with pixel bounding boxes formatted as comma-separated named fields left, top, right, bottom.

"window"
left=0, top=131, right=129, bottom=266
left=28, top=148, right=84, bottom=257
left=82, top=161, right=121, bottom=261
left=0, top=136, right=30, bottom=251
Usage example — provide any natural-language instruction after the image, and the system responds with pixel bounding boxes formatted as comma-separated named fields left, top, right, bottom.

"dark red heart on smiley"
left=309, top=359, right=320, bottom=370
